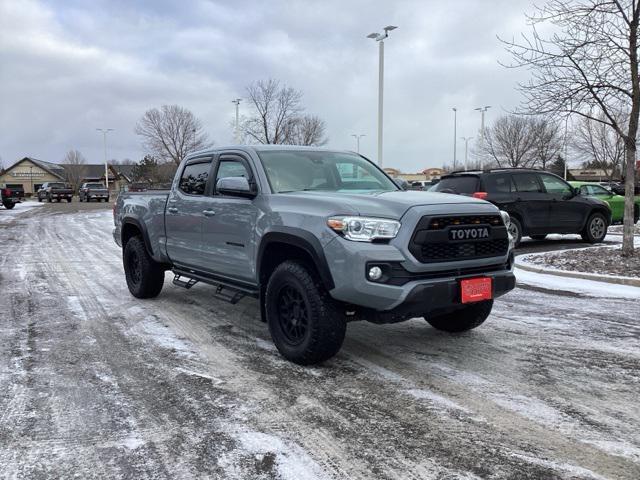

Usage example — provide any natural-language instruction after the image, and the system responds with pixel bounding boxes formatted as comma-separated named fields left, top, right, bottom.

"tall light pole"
left=367, top=25, right=398, bottom=167
left=563, top=116, right=569, bottom=180
left=461, top=136, right=473, bottom=171
left=452, top=107, right=458, bottom=170
left=351, top=134, right=366, bottom=154
left=96, top=128, right=114, bottom=191
left=232, top=98, right=241, bottom=144
left=475, top=105, right=491, bottom=169
left=30, top=166, right=33, bottom=197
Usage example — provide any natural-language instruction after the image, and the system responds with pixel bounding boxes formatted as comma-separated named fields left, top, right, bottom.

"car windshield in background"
left=258, top=150, right=399, bottom=194
left=431, top=176, right=479, bottom=194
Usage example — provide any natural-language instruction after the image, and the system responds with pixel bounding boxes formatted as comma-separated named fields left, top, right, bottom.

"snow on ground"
left=1, top=203, right=639, bottom=479
left=0, top=201, right=43, bottom=224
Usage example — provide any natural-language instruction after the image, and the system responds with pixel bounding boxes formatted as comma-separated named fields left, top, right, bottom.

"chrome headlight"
left=500, top=210, right=511, bottom=228
left=327, top=216, right=401, bottom=242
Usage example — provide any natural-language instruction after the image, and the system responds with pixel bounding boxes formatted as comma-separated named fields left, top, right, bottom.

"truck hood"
left=279, top=190, right=491, bottom=218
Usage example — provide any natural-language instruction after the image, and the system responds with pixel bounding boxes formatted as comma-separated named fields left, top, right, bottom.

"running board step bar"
left=172, top=269, right=259, bottom=305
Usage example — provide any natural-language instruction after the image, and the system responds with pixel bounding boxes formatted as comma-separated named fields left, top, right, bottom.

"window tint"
left=484, top=174, right=514, bottom=193
left=216, top=159, right=250, bottom=182
left=513, top=173, right=542, bottom=193
left=179, top=161, right=210, bottom=195
left=590, top=185, right=610, bottom=195
left=580, top=185, right=590, bottom=195
left=432, top=176, right=479, bottom=194
left=539, top=174, right=571, bottom=195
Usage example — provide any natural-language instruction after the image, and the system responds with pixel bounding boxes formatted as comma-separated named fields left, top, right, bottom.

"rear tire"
left=425, top=300, right=493, bottom=333
left=265, top=260, right=346, bottom=365
left=529, top=234, right=547, bottom=241
left=37, top=196, right=42, bottom=202
left=508, top=217, right=523, bottom=248
left=3, top=202, right=15, bottom=210
left=581, top=212, right=608, bottom=243
left=67, top=198, right=72, bottom=203
left=123, top=235, right=165, bottom=299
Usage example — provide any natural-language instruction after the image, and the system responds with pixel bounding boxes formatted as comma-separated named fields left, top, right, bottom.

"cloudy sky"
left=0, top=0, right=534, bottom=172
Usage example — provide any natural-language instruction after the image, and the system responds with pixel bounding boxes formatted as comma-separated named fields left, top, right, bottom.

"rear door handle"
left=203, top=210, right=216, bottom=217
left=167, top=207, right=178, bottom=214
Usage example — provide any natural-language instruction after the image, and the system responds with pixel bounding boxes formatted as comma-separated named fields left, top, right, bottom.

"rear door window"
left=513, top=173, right=543, bottom=193
left=484, top=174, right=514, bottom=193
left=432, top=176, right=479, bottom=194
left=179, top=161, right=211, bottom=195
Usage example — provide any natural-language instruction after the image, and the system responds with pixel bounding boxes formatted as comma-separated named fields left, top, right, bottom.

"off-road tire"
left=47, top=196, right=52, bottom=203
left=265, top=260, right=346, bottom=365
left=581, top=212, right=608, bottom=243
left=37, top=196, right=42, bottom=202
left=67, top=198, right=72, bottom=203
left=529, top=234, right=547, bottom=241
left=123, top=235, right=164, bottom=299
left=508, top=217, right=523, bottom=248
left=3, top=202, right=15, bottom=210
left=425, top=300, right=493, bottom=333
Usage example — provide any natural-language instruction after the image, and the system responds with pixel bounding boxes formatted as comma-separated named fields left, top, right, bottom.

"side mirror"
left=216, top=176, right=256, bottom=198
left=572, top=187, right=580, bottom=196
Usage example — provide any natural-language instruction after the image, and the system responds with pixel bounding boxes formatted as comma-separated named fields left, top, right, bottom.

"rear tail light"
left=473, top=192, right=488, bottom=199
left=2, top=188, right=11, bottom=196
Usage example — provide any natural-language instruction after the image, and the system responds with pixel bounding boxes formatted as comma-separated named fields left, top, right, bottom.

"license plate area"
left=460, top=277, right=492, bottom=303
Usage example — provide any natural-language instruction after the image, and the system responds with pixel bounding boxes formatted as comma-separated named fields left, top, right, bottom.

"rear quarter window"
left=432, top=176, right=479, bottom=194
left=483, top=174, right=514, bottom=193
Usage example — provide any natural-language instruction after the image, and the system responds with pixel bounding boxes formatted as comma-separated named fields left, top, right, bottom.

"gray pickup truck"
left=113, top=146, right=515, bottom=364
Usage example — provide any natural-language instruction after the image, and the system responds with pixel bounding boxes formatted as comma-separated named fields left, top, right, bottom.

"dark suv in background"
left=431, top=169, right=611, bottom=246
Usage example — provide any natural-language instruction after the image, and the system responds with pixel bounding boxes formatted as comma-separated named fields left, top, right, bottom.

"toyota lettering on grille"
left=449, top=226, right=490, bottom=241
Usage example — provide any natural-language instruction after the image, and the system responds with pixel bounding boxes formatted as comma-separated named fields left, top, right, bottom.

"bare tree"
left=480, top=115, right=540, bottom=167
left=286, top=115, right=328, bottom=146
left=531, top=118, right=563, bottom=170
left=135, top=105, right=211, bottom=165
left=242, top=79, right=303, bottom=144
left=62, top=149, right=87, bottom=192
left=572, top=112, right=626, bottom=179
left=502, top=0, right=640, bottom=255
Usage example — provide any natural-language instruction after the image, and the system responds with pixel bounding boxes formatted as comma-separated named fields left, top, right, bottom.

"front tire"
left=581, top=212, right=608, bottom=243
left=265, top=260, right=346, bottom=365
left=123, top=236, right=165, bottom=298
left=3, top=202, right=15, bottom=210
left=425, top=300, right=493, bottom=333
left=508, top=217, right=523, bottom=248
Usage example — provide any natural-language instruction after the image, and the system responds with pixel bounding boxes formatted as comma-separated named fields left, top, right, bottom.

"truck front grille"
left=409, top=214, right=509, bottom=264
left=419, top=239, right=509, bottom=262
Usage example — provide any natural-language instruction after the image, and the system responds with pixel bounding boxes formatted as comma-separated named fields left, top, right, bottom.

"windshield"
left=258, top=150, right=398, bottom=194
left=86, top=183, right=105, bottom=188
left=431, top=176, right=479, bottom=194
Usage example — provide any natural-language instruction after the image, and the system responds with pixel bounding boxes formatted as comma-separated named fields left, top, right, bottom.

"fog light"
left=368, top=266, right=383, bottom=281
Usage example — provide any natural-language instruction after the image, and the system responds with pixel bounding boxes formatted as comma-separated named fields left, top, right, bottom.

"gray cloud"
left=0, top=0, right=533, bottom=171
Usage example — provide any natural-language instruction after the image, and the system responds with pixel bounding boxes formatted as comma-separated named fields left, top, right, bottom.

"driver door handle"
left=167, top=207, right=178, bottom=214
left=203, top=209, right=216, bottom=217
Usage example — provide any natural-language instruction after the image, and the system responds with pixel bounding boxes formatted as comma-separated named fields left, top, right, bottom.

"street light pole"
left=452, top=107, right=458, bottom=170
left=563, top=116, right=569, bottom=180
left=232, top=98, right=241, bottom=144
left=351, top=134, right=366, bottom=154
left=367, top=25, right=397, bottom=167
left=475, top=106, right=491, bottom=169
left=461, top=136, right=473, bottom=171
left=30, top=166, right=33, bottom=197
left=96, top=128, right=114, bottom=191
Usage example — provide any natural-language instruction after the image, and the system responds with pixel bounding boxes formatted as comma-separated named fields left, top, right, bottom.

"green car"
left=570, top=181, right=640, bottom=224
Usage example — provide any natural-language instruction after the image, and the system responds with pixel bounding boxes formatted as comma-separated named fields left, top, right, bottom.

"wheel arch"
left=121, top=217, right=156, bottom=260
left=257, top=230, right=335, bottom=292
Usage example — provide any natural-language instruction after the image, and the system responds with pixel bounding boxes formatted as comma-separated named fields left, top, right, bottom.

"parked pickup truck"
left=1, top=185, right=25, bottom=209
left=37, top=182, right=73, bottom=202
left=113, top=146, right=516, bottom=364
left=79, top=182, right=110, bottom=202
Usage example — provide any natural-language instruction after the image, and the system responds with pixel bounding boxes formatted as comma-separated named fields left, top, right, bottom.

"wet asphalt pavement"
left=1, top=201, right=639, bottom=479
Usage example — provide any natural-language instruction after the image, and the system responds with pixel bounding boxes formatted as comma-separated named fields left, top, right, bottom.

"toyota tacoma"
left=113, top=146, right=516, bottom=364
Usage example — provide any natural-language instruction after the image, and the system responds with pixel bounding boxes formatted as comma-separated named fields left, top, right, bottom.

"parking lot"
left=1, top=201, right=639, bottom=479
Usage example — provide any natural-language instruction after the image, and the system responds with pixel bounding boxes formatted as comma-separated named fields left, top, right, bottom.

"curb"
left=515, top=255, right=640, bottom=288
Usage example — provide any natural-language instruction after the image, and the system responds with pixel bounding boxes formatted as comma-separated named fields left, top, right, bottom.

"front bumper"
left=324, top=234, right=515, bottom=318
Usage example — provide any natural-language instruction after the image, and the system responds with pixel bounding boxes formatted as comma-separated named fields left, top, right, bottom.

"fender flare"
left=121, top=217, right=159, bottom=261
left=257, top=228, right=335, bottom=290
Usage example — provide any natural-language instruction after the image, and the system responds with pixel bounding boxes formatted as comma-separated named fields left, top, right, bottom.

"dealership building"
left=0, top=157, right=134, bottom=195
